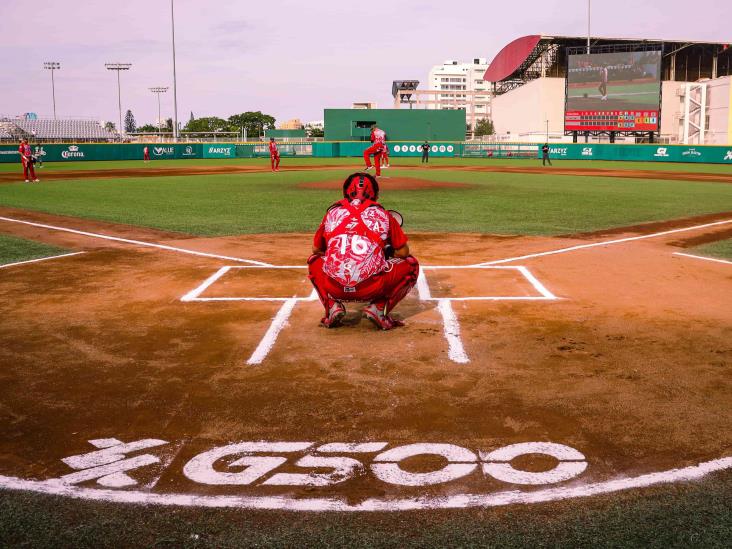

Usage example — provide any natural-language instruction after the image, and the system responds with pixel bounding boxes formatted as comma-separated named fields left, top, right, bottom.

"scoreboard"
left=564, top=110, right=659, bottom=132
left=565, top=50, right=662, bottom=133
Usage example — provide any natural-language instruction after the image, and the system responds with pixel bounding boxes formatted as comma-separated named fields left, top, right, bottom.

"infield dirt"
left=0, top=206, right=730, bottom=504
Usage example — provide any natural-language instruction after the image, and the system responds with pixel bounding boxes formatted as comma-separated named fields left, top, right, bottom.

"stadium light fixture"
left=105, top=63, right=132, bottom=140
left=171, top=0, right=179, bottom=141
left=149, top=87, right=169, bottom=133
left=43, top=62, right=61, bottom=120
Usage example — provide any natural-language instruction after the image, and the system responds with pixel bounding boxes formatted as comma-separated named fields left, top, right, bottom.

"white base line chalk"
left=0, top=216, right=271, bottom=266
left=0, top=251, right=85, bottom=270
left=471, top=219, right=732, bottom=266
left=0, top=457, right=729, bottom=512
left=246, top=296, right=304, bottom=365
left=673, top=252, right=732, bottom=266
left=437, top=299, right=469, bottom=364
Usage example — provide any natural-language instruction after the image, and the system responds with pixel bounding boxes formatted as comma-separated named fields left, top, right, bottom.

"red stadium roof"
left=483, top=35, right=542, bottom=82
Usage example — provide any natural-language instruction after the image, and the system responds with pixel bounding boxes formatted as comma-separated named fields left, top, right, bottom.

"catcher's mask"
left=343, top=172, right=379, bottom=202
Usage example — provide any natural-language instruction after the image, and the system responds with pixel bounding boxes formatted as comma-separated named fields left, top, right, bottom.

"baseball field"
left=0, top=156, right=731, bottom=547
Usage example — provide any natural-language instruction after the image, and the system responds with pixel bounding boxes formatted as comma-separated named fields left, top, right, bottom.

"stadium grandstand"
left=0, top=116, right=118, bottom=142
left=485, top=35, right=732, bottom=144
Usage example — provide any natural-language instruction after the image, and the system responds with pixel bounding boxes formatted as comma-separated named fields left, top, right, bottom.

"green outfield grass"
left=693, top=238, right=732, bottom=260
left=0, top=234, right=67, bottom=266
left=0, top=167, right=730, bottom=236
left=1, top=470, right=730, bottom=548
left=1, top=156, right=731, bottom=174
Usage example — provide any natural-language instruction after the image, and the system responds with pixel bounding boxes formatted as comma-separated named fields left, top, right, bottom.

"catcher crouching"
left=308, top=172, right=419, bottom=330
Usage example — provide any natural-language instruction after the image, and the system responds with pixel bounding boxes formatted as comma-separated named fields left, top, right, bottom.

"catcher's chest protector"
left=322, top=203, right=390, bottom=288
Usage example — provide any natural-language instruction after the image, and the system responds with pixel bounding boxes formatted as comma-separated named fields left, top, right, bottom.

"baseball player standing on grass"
left=380, top=133, right=390, bottom=168
left=269, top=137, right=280, bottom=171
left=542, top=143, right=552, bottom=166
left=308, top=172, right=419, bottom=330
left=18, top=139, right=39, bottom=182
left=421, top=141, right=430, bottom=163
left=363, top=124, right=385, bottom=176
left=143, top=145, right=150, bottom=162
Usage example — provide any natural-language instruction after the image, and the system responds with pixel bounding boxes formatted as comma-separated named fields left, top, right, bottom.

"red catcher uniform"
left=143, top=146, right=150, bottom=161
left=269, top=140, right=280, bottom=171
left=363, top=127, right=386, bottom=176
left=18, top=142, right=37, bottom=182
left=308, top=174, right=419, bottom=329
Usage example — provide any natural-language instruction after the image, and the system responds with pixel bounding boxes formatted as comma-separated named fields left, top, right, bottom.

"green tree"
left=124, top=110, right=136, bottom=133
left=305, top=124, right=324, bottom=138
left=474, top=118, right=495, bottom=137
left=137, top=123, right=161, bottom=133
left=189, top=111, right=195, bottom=124
left=184, top=116, right=228, bottom=133
left=104, top=121, right=116, bottom=132
left=166, top=118, right=174, bottom=132
left=226, top=111, right=276, bottom=139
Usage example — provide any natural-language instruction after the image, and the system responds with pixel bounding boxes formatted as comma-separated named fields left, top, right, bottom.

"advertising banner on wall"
left=388, top=143, right=457, bottom=157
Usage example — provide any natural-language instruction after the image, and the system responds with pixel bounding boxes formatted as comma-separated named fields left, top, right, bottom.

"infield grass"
left=0, top=234, right=67, bottom=266
left=1, top=469, right=730, bottom=548
left=1, top=156, right=731, bottom=174
left=693, top=238, right=732, bottom=261
left=0, top=167, right=731, bottom=236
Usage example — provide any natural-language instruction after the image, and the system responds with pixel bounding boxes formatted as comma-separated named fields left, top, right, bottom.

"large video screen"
left=565, top=50, right=662, bottom=132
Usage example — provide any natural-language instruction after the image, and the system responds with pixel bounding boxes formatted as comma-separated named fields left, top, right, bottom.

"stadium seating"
left=0, top=119, right=118, bottom=141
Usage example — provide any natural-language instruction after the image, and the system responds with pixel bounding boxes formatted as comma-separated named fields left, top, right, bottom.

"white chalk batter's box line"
left=180, top=265, right=559, bottom=303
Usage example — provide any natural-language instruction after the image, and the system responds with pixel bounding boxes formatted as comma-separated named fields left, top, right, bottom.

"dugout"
left=323, top=109, right=466, bottom=142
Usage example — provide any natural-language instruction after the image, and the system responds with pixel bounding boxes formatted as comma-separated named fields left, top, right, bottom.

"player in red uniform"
left=18, top=139, right=39, bottom=183
left=380, top=137, right=390, bottom=168
left=143, top=145, right=150, bottom=162
left=363, top=125, right=385, bottom=176
left=269, top=138, right=280, bottom=171
left=308, top=172, right=419, bottom=330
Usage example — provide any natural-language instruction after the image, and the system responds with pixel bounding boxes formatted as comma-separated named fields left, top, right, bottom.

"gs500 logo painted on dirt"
left=51, top=438, right=587, bottom=489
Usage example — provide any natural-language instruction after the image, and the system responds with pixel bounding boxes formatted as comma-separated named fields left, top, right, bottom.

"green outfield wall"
left=1, top=142, right=731, bottom=164
left=323, top=109, right=467, bottom=142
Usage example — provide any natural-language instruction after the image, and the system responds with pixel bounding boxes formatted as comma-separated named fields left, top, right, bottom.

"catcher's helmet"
left=343, top=172, right=379, bottom=202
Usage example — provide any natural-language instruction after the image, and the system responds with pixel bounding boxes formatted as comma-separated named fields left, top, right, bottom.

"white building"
left=427, top=59, right=492, bottom=127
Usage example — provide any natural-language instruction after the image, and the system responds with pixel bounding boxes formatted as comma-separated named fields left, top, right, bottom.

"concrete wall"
left=490, top=78, right=565, bottom=139
left=660, top=77, right=731, bottom=145
left=706, top=76, right=731, bottom=145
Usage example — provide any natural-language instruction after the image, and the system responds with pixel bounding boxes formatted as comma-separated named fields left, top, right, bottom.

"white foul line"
left=437, top=299, right=469, bottom=364
left=673, top=252, right=732, bottom=266
left=246, top=296, right=303, bottom=365
left=0, top=456, right=729, bottom=511
left=0, top=251, right=85, bottom=270
left=471, top=219, right=732, bottom=266
left=0, top=216, right=272, bottom=266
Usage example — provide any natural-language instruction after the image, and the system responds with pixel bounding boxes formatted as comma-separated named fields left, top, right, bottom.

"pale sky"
left=0, top=0, right=729, bottom=126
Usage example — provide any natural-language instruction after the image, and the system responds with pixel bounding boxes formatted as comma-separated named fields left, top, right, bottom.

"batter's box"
left=418, top=266, right=558, bottom=301
left=181, top=266, right=316, bottom=302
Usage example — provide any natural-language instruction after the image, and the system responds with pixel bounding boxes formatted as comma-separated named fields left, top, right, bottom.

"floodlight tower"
left=149, top=87, right=169, bottom=132
left=43, top=62, right=61, bottom=119
left=105, top=63, right=132, bottom=139
left=170, top=0, right=179, bottom=140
